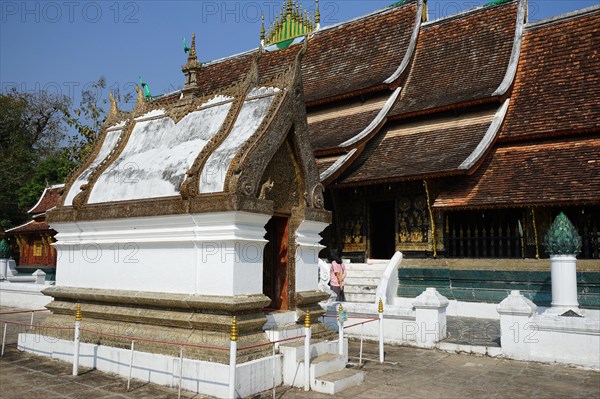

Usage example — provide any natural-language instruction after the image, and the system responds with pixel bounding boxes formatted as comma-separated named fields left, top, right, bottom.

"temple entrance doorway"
left=369, top=200, right=396, bottom=259
left=263, top=215, right=290, bottom=310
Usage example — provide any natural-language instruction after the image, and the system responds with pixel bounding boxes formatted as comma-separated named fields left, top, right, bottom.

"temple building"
left=41, top=0, right=599, bottom=358
left=5, top=184, right=64, bottom=278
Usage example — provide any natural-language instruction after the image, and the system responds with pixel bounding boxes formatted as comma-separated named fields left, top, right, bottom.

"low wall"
left=18, top=334, right=281, bottom=398
left=398, top=259, right=600, bottom=309
left=0, top=282, right=52, bottom=309
left=498, top=291, right=600, bottom=370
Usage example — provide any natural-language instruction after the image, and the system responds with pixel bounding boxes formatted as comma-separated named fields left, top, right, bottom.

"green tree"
left=63, top=77, right=108, bottom=165
left=0, top=90, right=70, bottom=228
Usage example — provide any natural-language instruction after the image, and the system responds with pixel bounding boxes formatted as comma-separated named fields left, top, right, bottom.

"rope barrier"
left=78, top=327, right=230, bottom=351
left=238, top=334, right=306, bottom=351
left=343, top=318, right=379, bottom=330
left=0, top=319, right=74, bottom=330
left=0, top=309, right=49, bottom=315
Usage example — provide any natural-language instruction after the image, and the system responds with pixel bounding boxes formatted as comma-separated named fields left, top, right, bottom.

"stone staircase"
left=280, top=339, right=364, bottom=394
left=344, top=260, right=388, bottom=304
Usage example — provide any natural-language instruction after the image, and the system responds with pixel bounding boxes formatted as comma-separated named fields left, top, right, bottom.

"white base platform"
left=18, top=333, right=281, bottom=399
left=0, top=282, right=53, bottom=309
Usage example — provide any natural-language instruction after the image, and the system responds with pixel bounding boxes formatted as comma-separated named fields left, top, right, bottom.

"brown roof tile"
left=193, top=3, right=418, bottom=104
left=316, top=156, right=340, bottom=176
left=499, top=8, right=600, bottom=141
left=308, top=101, right=383, bottom=151
left=302, top=3, right=417, bottom=103
left=6, top=221, right=53, bottom=234
left=390, top=2, right=518, bottom=118
left=28, top=186, right=64, bottom=215
left=433, top=136, right=600, bottom=209
left=336, top=107, right=498, bottom=185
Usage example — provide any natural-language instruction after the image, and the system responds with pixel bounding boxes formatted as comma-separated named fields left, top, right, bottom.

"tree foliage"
left=63, top=77, right=108, bottom=165
left=0, top=77, right=111, bottom=229
left=0, top=90, right=71, bottom=228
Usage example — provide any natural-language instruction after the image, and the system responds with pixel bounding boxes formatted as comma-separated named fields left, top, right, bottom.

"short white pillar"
left=413, top=288, right=449, bottom=347
left=550, top=255, right=579, bottom=311
left=0, top=259, right=7, bottom=280
left=32, top=269, right=46, bottom=285
left=497, top=290, right=537, bottom=360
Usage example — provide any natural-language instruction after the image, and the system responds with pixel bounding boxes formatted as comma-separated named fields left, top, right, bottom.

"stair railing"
left=374, top=252, right=403, bottom=306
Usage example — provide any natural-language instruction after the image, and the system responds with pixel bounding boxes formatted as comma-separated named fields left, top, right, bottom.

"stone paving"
left=1, top=307, right=599, bottom=399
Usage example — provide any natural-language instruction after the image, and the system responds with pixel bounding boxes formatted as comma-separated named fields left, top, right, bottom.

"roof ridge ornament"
left=262, top=0, right=318, bottom=50
left=182, top=32, right=202, bottom=95
left=138, top=76, right=151, bottom=99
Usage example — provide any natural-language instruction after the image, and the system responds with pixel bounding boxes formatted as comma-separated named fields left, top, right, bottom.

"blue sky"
left=1, top=0, right=597, bottom=110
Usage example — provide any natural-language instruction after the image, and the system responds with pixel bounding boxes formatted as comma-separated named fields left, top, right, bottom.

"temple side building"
left=5, top=184, right=64, bottom=278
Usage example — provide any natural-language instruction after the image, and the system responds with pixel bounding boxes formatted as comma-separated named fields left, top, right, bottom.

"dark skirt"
left=332, top=286, right=346, bottom=302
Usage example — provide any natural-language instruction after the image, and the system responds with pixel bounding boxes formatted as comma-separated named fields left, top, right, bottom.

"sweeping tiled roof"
left=28, top=184, right=64, bottom=215
left=499, top=7, right=600, bottom=141
left=335, top=107, right=500, bottom=186
left=307, top=93, right=391, bottom=152
left=5, top=220, right=52, bottom=234
left=193, top=2, right=418, bottom=105
left=301, top=2, right=418, bottom=104
left=389, top=1, right=519, bottom=118
left=433, top=136, right=600, bottom=209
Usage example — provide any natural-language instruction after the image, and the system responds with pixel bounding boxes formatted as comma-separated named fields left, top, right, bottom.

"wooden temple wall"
left=14, top=234, right=57, bottom=268
left=325, top=184, right=600, bottom=309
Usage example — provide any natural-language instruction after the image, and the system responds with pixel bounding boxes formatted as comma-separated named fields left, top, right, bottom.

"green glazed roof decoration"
left=484, top=0, right=513, bottom=7
left=0, top=239, right=9, bottom=259
left=543, top=212, right=582, bottom=256
left=139, top=76, right=152, bottom=99
left=263, top=0, right=319, bottom=47
left=389, top=0, right=412, bottom=7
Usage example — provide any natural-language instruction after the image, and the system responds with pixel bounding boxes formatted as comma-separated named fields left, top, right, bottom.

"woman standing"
left=330, top=252, right=347, bottom=302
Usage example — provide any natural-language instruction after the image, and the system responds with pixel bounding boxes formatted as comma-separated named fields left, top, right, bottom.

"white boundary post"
left=228, top=316, right=238, bottom=399
left=304, top=309, right=311, bottom=391
left=1, top=322, right=7, bottom=357
left=127, top=340, right=135, bottom=391
left=178, top=346, right=184, bottom=399
left=338, top=304, right=344, bottom=356
left=72, top=304, right=82, bottom=376
left=30, top=311, right=34, bottom=329
left=272, top=343, right=276, bottom=399
left=378, top=297, right=384, bottom=363
left=359, top=323, right=364, bottom=366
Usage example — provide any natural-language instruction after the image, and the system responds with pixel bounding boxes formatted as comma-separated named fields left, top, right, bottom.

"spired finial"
left=188, top=32, right=198, bottom=62
left=338, top=303, right=344, bottom=314
left=378, top=297, right=384, bottom=314
left=260, top=11, right=265, bottom=41
left=182, top=32, right=202, bottom=93
left=75, top=303, right=83, bottom=321
left=230, top=316, right=238, bottom=341
left=315, top=0, right=321, bottom=27
left=304, top=309, right=311, bottom=328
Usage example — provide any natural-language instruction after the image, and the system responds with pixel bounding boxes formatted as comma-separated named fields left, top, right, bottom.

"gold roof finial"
left=378, top=297, right=384, bottom=314
left=75, top=303, right=83, bottom=321
left=260, top=11, right=265, bottom=41
left=230, top=316, right=238, bottom=341
left=338, top=303, right=344, bottom=313
left=188, top=32, right=198, bottom=62
left=182, top=32, right=201, bottom=93
left=263, top=0, right=317, bottom=47
left=315, top=0, right=321, bottom=27
left=304, top=309, right=311, bottom=328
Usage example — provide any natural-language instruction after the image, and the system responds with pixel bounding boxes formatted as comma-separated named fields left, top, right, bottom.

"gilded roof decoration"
left=262, top=0, right=318, bottom=48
